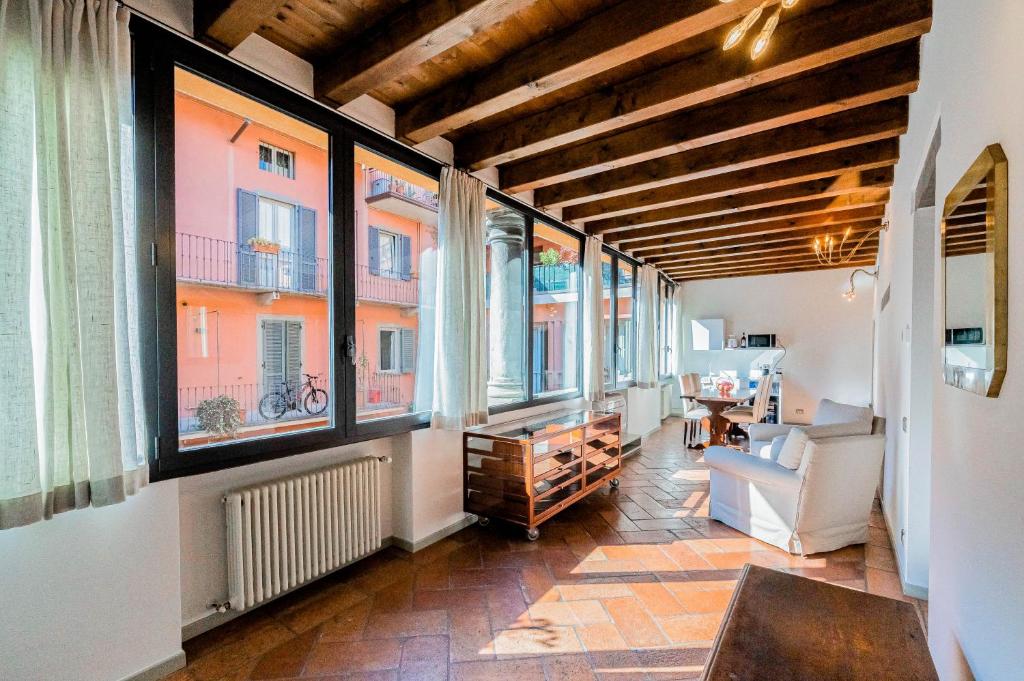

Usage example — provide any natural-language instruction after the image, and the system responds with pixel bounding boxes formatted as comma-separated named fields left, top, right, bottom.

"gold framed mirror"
left=941, top=144, right=1008, bottom=397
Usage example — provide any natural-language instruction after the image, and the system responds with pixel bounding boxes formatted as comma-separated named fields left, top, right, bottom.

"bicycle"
left=258, top=373, right=329, bottom=420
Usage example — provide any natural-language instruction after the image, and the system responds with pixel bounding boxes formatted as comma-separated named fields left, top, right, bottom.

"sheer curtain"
left=431, top=167, right=488, bottom=430
left=581, top=236, right=606, bottom=402
left=635, top=264, right=660, bottom=388
left=671, top=285, right=687, bottom=376
left=0, top=0, right=147, bottom=530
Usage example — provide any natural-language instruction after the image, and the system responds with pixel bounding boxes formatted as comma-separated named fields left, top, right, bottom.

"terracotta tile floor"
left=165, top=417, right=925, bottom=681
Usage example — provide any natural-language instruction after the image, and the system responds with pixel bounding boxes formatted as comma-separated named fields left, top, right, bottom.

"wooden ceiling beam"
left=624, top=206, right=884, bottom=253
left=660, top=239, right=881, bottom=270
left=631, top=208, right=884, bottom=258
left=665, top=248, right=881, bottom=275
left=672, top=258, right=877, bottom=282
left=535, top=99, right=908, bottom=209
left=645, top=223, right=883, bottom=263
left=611, top=194, right=890, bottom=247
left=195, top=0, right=290, bottom=51
left=314, top=0, right=535, bottom=106
left=457, top=0, right=930, bottom=171
left=588, top=178, right=893, bottom=235
left=564, top=141, right=899, bottom=223
left=395, top=0, right=765, bottom=143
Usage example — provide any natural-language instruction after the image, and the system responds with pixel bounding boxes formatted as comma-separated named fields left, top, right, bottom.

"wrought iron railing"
left=355, top=369, right=411, bottom=413
left=355, top=264, right=419, bottom=306
left=176, top=232, right=328, bottom=295
left=177, top=379, right=330, bottom=434
left=533, top=263, right=577, bottom=292
left=366, top=168, right=439, bottom=211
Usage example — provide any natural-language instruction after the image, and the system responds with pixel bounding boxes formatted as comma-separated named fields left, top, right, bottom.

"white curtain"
left=671, top=285, right=687, bottom=376
left=0, top=0, right=147, bottom=530
left=581, top=236, right=606, bottom=402
left=431, top=167, right=488, bottom=430
left=636, top=264, right=660, bottom=388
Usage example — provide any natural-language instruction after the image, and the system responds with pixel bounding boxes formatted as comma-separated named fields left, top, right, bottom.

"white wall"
left=876, top=1, right=1024, bottom=678
left=0, top=481, right=184, bottom=681
left=681, top=268, right=875, bottom=423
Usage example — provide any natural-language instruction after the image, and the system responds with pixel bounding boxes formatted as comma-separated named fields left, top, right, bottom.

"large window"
left=660, top=278, right=675, bottom=377
left=601, top=249, right=639, bottom=389
left=354, top=145, right=436, bottom=423
left=485, top=199, right=528, bottom=407
left=172, top=67, right=332, bottom=452
left=531, top=222, right=581, bottom=397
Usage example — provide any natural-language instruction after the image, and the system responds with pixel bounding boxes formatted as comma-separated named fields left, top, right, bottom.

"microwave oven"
left=747, top=333, right=777, bottom=348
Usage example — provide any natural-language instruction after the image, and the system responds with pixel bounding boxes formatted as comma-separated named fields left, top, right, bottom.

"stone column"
left=486, top=207, right=526, bottom=402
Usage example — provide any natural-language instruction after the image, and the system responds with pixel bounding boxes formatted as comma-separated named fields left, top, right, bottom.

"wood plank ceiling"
left=196, top=0, right=932, bottom=282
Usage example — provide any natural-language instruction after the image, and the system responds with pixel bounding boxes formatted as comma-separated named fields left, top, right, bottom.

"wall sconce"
left=843, top=268, right=878, bottom=301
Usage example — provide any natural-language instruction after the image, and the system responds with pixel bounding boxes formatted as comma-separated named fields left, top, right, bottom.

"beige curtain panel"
left=0, top=0, right=148, bottom=530
left=581, top=236, right=606, bottom=403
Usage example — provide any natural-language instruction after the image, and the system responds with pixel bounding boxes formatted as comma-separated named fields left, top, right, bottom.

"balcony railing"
left=366, top=168, right=439, bottom=211
left=176, top=232, right=328, bottom=296
left=178, top=379, right=330, bottom=434
left=356, top=264, right=419, bottom=306
left=533, top=264, right=577, bottom=293
left=355, top=369, right=412, bottom=413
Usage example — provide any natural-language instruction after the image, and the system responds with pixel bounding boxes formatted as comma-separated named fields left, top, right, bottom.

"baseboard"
left=392, top=513, right=478, bottom=553
left=117, top=650, right=185, bottom=681
left=182, top=538, right=394, bottom=641
left=881, top=504, right=929, bottom=601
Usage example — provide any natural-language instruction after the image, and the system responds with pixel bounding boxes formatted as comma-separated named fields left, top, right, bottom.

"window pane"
left=486, top=200, right=528, bottom=406
left=174, top=68, right=331, bottom=450
left=355, top=145, right=437, bottom=421
left=602, top=252, right=614, bottom=386
left=616, top=260, right=636, bottom=383
left=531, top=222, right=580, bottom=397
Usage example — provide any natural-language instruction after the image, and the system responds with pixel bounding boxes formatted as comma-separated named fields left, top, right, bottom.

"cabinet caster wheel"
left=609, top=478, right=620, bottom=488
left=526, top=528, right=540, bottom=541
left=477, top=516, right=490, bottom=527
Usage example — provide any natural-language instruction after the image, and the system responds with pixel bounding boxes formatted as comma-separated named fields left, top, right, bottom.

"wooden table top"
left=701, top=565, right=938, bottom=681
left=683, top=387, right=755, bottom=404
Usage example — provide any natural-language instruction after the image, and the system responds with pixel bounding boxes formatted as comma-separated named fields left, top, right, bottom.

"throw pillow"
left=777, top=427, right=810, bottom=470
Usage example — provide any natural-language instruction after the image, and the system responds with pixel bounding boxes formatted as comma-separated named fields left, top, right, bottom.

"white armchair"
left=747, top=399, right=876, bottom=459
left=703, top=409, right=885, bottom=556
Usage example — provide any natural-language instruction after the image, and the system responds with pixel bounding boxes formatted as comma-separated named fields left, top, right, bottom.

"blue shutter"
left=262, top=320, right=284, bottom=391
left=237, top=189, right=258, bottom=286
left=368, top=227, right=380, bottom=275
left=285, top=321, right=303, bottom=389
left=298, top=206, right=316, bottom=292
left=400, top=328, right=415, bottom=374
left=400, top=235, right=412, bottom=281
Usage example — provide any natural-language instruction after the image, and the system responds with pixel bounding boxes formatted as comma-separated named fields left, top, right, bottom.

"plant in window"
left=539, top=248, right=560, bottom=267
left=195, top=394, right=244, bottom=438
left=247, top=236, right=281, bottom=254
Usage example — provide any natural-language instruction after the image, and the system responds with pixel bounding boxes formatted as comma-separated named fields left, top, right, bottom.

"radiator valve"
left=210, top=601, right=232, bottom=614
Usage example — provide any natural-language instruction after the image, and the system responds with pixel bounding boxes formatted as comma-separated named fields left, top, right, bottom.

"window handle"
left=345, top=335, right=357, bottom=365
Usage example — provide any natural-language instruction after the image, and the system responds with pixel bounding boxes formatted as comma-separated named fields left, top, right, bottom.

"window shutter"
left=285, top=321, right=303, bottom=389
left=400, top=328, right=415, bottom=374
left=298, top=206, right=316, bottom=292
left=262, top=319, right=285, bottom=391
left=400, top=235, right=412, bottom=281
left=368, top=227, right=380, bottom=276
left=237, top=189, right=258, bottom=286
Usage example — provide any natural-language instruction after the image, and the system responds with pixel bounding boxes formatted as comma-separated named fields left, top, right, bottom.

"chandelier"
left=813, top=221, right=888, bottom=266
left=720, top=0, right=800, bottom=59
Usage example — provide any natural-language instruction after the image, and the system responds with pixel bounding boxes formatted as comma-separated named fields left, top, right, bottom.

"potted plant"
left=539, top=247, right=560, bottom=267
left=195, top=394, right=244, bottom=440
left=247, top=236, right=280, bottom=255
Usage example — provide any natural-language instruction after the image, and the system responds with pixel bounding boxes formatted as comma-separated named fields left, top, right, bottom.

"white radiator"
left=224, top=457, right=383, bottom=612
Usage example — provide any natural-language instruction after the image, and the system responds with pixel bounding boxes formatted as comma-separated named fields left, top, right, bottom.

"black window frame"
left=601, top=247, right=640, bottom=392
left=658, top=276, right=676, bottom=380
left=133, top=18, right=594, bottom=480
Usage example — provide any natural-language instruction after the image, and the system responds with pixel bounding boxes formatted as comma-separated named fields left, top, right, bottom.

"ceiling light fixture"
left=720, top=0, right=800, bottom=59
left=813, top=220, right=889, bottom=266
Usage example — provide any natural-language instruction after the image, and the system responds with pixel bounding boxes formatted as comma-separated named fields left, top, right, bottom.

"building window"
left=531, top=221, right=580, bottom=397
left=355, top=145, right=433, bottom=422
left=259, top=142, right=294, bottom=179
left=172, top=67, right=330, bottom=454
left=600, top=249, right=638, bottom=389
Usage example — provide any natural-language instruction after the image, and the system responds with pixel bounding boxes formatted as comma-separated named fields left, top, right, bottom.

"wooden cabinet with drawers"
left=463, top=410, right=621, bottom=540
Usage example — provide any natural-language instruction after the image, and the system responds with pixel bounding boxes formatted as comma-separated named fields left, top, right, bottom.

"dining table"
left=682, top=384, right=756, bottom=447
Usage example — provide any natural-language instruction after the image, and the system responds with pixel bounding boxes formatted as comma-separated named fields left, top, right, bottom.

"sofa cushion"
left=812, top=399, right=874, bottom=428
left=803, top=420, right=873, bottom=440
left=777, top=428, right=810, bottom=470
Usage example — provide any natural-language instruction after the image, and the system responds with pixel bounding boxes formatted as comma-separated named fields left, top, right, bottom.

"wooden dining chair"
left=722, top=375, right=772, bottom=444
left=679, top=373, right=711, bottom=447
